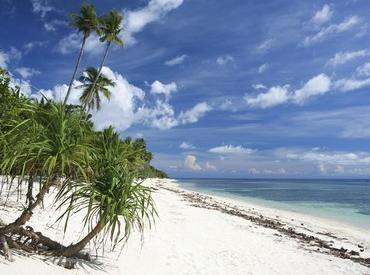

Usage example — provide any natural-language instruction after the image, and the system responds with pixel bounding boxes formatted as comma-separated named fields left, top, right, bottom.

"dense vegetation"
left=0, top=2, right=166, bottom=262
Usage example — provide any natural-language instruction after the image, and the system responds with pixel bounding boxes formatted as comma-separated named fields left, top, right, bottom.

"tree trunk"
left=0, top=180, right=51, bottom=236
left=60, top=221, right=103, bottom=257
left=0, top=236, right=13, bottom=261
left=63, top=33, right=88, bottom=105
left=82, top=42, right=111, bottom=112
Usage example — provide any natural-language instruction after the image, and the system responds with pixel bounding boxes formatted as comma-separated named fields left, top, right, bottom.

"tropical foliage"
left=0, top=1, right=166, bottom=262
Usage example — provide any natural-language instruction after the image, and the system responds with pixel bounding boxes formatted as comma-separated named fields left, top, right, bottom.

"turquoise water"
left=175, top=178, right=370, bottom=229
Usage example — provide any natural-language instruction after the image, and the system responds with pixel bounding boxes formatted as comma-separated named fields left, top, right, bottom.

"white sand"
left=0, top=178, right=369, bottom=275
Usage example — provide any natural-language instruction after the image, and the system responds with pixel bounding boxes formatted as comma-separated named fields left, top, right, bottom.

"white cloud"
left=24, top=41, right=47, bottom=53
left=312, top=4, right=333, bottom=25
left=257, top=39, right=274, bottom=53
left=0, top=51, right=9, bottom=68
left=31, top=0, right=54, bottom=18
left=293, top=74, right=331, bottom=104
left=258, top=63, right=269, bottom=73
left=10, top=77, right=32, bottom=96
left=165, top=54, right=187, bottom=66
left=318, top=163, right=327, bottom=174
left=216, top=55, right=234, bottom=65
left=178, top=102, right=211, bottom=124
left=180, top=142, right=195, bottom=150
left=245, top=85, right=290, bottom=108
left=43, top=19, right=65, bottom=32
left=327, top=49, right=368, bottom=67
left=150, top=80, right=177, bottom=98
left=184, top=155, right=202, bottom=171
left=252, top=84, right=267, bottom=90
left=122, top=0, right=184, bottom=46
left=209, top=145, right=256, bottom=155
left=248, top=167, right=260, bottom=175
left=304, top=16, right=362, bottom=46
left=15, top=67, right=40, bottom=79
left=334, top=77, right=370, bottom=92
left=356, top=62, right=370, bottom=77
left=56, top=33, right=104, bottom=55
left=205, top=162, right=217, bottom=171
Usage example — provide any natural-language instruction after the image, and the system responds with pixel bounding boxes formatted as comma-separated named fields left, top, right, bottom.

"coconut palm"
left=56, top=127, right=156, bottom=257
left=78, top=67, right=115, bottom=112
left=63, top=3, right=99, bottom=105
left=88, top=10, right=123, bottom=99
left=0, top=101, right=94, bottom=236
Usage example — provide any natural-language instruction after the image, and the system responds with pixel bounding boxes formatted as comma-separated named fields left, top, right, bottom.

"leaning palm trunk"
left=0, top=178, right=52, bottom=236
left=83, top=42, right=111, bottom=112
left=59, top=221, right=103, bottom=257
left=64, top=33, right=88, bottom=105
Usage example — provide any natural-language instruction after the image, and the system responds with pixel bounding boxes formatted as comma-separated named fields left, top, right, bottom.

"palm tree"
left=56, top=127, right=156, bottom=257
left=63, top=3, right=99, bottom=105
left=78, top=67, right=115, bottom=112
left=88, top=10, right=123, bottom=99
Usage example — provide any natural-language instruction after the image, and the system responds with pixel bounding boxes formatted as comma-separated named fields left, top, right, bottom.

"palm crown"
left=99, top=10, right=124, bottom=46
left=70, top=3, right=99, bottom=36
left=78, top=67, right=116, bottom=111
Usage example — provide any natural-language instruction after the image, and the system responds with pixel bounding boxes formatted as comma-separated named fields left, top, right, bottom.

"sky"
left=1, top=0, right=370, bottom=178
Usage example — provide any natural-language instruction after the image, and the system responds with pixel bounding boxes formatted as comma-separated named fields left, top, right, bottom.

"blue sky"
left=2, top=0, right=370, bottom=178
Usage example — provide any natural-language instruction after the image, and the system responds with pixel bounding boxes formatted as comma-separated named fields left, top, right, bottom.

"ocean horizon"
left=175, top=178, right=370, bottom=230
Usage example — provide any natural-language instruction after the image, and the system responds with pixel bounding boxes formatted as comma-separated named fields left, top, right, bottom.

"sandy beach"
left=0, top=178, right=369, bottom=275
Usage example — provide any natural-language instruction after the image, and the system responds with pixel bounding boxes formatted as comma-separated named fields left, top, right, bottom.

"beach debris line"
left=158, top=184, right=370, bottom=268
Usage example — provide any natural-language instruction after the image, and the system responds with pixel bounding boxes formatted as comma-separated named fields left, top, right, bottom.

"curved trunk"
left=82, top=41, right=111, bottom=112
left=63, top=33, right=88, bottom=105
left=0, top=180, right=51, bottom=236
left=60, top=220, right=103, bottom=257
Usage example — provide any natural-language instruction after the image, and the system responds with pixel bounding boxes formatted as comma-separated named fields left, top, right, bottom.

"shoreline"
left=156, top=179, right=370, bottom=264
left=0, top=177, right=369, bottom=274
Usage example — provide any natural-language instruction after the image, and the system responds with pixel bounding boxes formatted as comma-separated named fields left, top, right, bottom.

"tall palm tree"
left=88, top=10, right=123, bottom=99
left=56, top=127, right=156, bottom=257
left=78, top=67, right=116, bottom=112
left=63, top=3, right=99, bottom=105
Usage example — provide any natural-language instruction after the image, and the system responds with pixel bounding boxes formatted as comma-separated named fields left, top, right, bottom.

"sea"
left=175, top=178, right=370, bottom=230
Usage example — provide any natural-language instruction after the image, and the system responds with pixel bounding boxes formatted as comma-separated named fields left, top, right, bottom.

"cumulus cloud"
left=216, top=55, right=234, bottom=65
left=184, top=155, right=216, bottom=171
left=258, top=63, right=269, bottom=74
left=15, top=67, right=40, bottom=79
left=327, top=49, right=369, bottom=67
left=293, top=74, right=331, bottom=104
left=178, top=102, right=211, bottom=124
left=312, top=4, right=333, bottom=25
left=245, top=85, right=290, bottom=108
left=150, top=80, right=177, bottom=98
left=180, top=142, right=195, bottom=150
left=56, top=33, right=104, bottom=55
left=184, top=155, right=202, bottom=171
left=304, top=16, right=362, bottom=46
left=245, top=74, right=331, bottom=108
left=122, top=0, right=184, bottom=46
left=209, top=145, right=256, bottom=155
left=165, top=54, right=187, bottom=66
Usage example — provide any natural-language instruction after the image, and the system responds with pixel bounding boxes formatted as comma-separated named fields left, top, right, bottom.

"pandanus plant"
left=56, top=127, right=156, bottom=257
left=0, top=101, right=94, bottom=236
